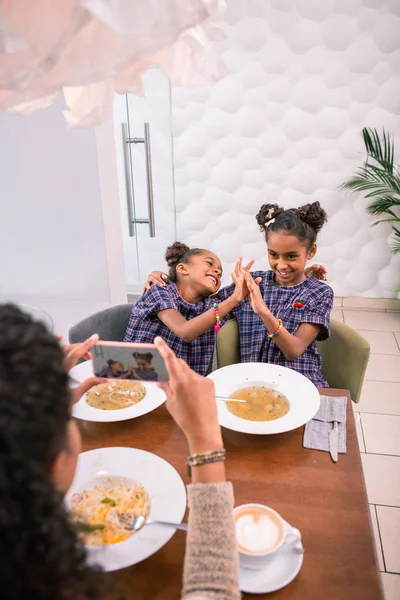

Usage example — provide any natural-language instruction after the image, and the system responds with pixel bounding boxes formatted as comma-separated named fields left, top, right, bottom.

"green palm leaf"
left=363, top=127, right=394, bottom=174
left=341, top=127, right=400, bottom=256
left=391, top=227, right=400, bottom=254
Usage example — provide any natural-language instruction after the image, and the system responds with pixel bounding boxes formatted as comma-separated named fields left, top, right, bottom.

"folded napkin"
left=303, top=395, right=347, bottom=453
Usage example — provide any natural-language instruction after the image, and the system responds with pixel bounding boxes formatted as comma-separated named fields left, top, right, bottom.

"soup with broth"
left=227, top=386, right=290, bottom=422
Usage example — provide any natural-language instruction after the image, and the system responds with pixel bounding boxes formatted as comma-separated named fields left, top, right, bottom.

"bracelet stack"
left=267, top=318, right=283, bottom=339
left=187, top=449, right=226, bottom=477
left=213, top=302, right=221, bottom=333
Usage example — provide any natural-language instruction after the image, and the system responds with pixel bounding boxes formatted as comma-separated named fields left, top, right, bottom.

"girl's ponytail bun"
left=165, top=242, right=190, bottom=268
left=296, top=202, right=327, bottom=234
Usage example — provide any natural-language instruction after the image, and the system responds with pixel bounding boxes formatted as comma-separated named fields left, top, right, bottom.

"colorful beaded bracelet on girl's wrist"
left=267, top=318, right=283, bottom=339
left=213, top=302, right=221, bottom=333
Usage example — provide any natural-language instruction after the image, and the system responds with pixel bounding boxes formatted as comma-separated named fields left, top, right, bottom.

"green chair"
left=215, top=318, right=370, bottom=403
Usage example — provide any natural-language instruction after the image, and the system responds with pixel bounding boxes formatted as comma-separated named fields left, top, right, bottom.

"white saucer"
left=239, top=522, right=304, bottom=594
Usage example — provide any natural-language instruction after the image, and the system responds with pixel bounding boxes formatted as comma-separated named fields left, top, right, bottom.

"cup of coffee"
left=233, top=503, right=302, bottom=570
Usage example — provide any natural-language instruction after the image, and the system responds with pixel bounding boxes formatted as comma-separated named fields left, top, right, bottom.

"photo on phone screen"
left=92, top=342, right=169, bottom=382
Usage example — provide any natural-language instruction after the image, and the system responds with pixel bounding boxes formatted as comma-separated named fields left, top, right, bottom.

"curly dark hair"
left=0, top=304, right=112, bottom=600
left=132, top=352, right=153, bottom=363
left=164, top=242, right=205, bottom=283
left=255, top=201, right=328, bottom=249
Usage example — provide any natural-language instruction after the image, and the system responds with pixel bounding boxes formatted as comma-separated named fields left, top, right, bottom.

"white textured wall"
left=172, top=0, right=400, bottom=297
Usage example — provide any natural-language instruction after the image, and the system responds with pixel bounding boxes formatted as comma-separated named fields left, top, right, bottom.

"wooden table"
left=79, top=389, right=382, bottom=600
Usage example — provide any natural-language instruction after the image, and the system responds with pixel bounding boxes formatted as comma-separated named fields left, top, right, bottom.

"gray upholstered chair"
left=69, top=304, right=133, bottom=344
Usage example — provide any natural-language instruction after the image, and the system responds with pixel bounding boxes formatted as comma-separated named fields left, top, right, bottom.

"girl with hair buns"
left=128, top=351, right=159, bottom=381
left=143, top=202, right=333, bottom=387
left=124, top=243, right=250, bottom=375
left=218, top=201, right=333, bottom=387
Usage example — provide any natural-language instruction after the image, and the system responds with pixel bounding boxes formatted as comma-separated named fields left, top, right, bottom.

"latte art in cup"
left=235, top=506, right=284, bottom=554
left=233, top=503, right=302, bottom=570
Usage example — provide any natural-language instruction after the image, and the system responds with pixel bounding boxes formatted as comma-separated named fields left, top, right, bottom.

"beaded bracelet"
left=213, top=302, right=221, bottom=333
left=267, top=318, right=283, bottom=339
left=187, top=449, right=226, bottom=477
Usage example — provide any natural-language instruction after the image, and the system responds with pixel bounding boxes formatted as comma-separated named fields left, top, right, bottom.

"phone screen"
left=92, top=342, right=169, bottom=382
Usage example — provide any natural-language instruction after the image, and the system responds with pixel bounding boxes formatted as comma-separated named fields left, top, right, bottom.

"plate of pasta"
left=70, top=360, right=166, bottom=422
left=65, top=447, right=187, bottom=571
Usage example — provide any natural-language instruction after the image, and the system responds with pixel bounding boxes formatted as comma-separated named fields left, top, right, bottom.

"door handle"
left=121, top=122, right=156, bottom=238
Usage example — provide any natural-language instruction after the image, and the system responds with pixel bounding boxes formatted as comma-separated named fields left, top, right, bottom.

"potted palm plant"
left=341, top=127, right=400, bottom=254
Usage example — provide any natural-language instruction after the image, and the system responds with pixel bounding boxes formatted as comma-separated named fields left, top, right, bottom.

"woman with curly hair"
left=0, top=304, right=105, bottom=600
left=0, top=305, right=240, bottom=600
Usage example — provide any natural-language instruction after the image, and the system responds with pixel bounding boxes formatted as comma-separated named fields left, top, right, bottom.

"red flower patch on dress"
left=293, top=299, right=304, bottom=308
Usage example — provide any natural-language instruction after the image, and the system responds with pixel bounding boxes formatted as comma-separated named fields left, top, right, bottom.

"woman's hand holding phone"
left=59, top=334, right=107, bottom=404
left=154, top=337, right=225, bottom=483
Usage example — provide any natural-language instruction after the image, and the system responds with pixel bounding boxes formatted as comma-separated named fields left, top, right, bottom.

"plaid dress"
left=218, top=271, right=334, bottom=387
left=123, top=282, right=226, bottom=376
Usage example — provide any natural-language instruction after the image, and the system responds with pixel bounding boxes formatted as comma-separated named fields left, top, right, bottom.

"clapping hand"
left=243, top=270, right=265, bottom=315
left=231, top=257, right=255, bottom=303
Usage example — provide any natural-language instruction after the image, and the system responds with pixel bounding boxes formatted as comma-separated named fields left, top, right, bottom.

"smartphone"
left=91, top=341, right=169, bottom=382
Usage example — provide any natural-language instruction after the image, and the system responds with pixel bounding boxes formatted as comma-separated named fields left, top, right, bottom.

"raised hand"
left=231, top=257, right=255, bottom=303
left=243, top=270, right=265, bottom=315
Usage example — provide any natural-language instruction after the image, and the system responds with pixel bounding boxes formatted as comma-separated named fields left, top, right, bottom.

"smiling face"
left=110, top=361, right=124, bottom=374
left=267, top=231, right=316, bottom=286
left=176, top=250, right=223, bottom=296
left=136, top=358, right=150, bottom=371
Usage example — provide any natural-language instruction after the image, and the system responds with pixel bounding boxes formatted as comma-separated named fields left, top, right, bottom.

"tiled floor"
left=336, top=297, right=400, bottom=600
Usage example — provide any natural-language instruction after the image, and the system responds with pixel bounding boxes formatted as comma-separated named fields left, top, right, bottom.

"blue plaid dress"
left=218, top=271, right=333, bottom=387
left=123, top=282, right=226, bottom=376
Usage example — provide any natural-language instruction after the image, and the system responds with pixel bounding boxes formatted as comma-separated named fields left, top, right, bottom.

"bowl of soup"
left=227, top=383, right=290, bottom=422
left=207, top=363, right=320, bottom=435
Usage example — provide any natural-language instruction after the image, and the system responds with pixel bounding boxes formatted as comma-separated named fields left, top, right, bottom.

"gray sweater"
left=182, top=482, right=241, bottom=600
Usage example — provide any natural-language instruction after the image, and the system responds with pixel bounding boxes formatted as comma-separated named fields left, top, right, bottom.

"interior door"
left=113, top=69, right=176, bottom=294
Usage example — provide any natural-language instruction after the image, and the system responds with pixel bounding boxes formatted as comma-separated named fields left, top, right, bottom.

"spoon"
left=216, top=396, right=247, bottom=403
left=117, top=514, right=188, bottom=532
left=93, top=390, right=245, bottom=402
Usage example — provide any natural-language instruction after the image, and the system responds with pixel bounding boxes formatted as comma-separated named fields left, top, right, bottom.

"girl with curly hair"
left=124, top=242, right=249, bottom=376
left=220, top=201, right=334, bottom=387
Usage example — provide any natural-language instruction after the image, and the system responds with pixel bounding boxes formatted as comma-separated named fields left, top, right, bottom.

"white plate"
left=239, top=520, right=304, bottom=594
left=19, top=303, right=54, bottom=331
left=65, top=447, right=186, bottom=571
left=208, top=363, right=320, bottom=434
left=70, top=361, right=166, bottom=422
